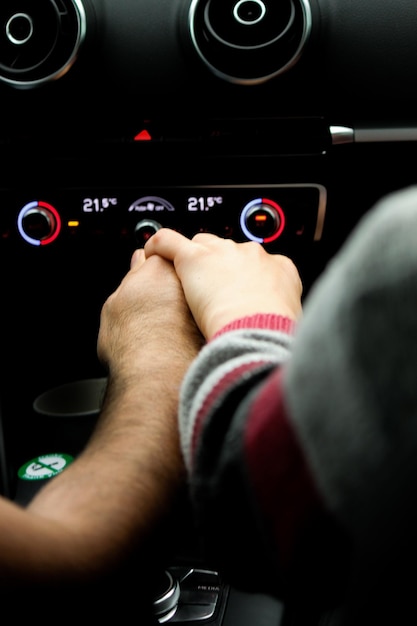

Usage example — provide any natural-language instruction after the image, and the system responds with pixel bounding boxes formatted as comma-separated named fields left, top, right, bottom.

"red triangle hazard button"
left=134, top=129, right=152, bottom=141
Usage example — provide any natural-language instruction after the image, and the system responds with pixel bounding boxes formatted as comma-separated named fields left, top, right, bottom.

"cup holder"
left=31, top=377, right=108, bottom=456
left=33, top=377, right=107, bottom=418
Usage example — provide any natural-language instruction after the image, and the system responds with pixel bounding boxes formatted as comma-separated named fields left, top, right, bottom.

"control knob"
left=152, top=570, right=180, bottom=623
left=240, top=198, right=285, bottom=243
left=17, top=200, right=62, bottom=246
left=134, top=219, right=162, bottom=247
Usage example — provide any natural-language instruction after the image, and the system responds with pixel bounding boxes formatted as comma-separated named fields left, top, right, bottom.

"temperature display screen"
left=82, top=197, right=118, bottom=212
left=187, top=196, right=224, bottom=211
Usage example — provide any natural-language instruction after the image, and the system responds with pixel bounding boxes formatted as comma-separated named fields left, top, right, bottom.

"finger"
left=144, top=228, right=191, bottom=261
left=130, top=248, right=146, bottom=270
left=191, top=232, right=224, bottom=243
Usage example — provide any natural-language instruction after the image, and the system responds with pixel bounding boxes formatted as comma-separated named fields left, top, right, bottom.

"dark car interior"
left=2, top=0, right=417, bottom=622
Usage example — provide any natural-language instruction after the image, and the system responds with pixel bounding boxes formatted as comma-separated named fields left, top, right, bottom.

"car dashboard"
left=1, top=0, right=417, bottom=622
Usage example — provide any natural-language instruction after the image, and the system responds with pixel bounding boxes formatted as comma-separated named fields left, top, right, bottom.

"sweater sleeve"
left=281, top=186, right=417, bottom=616
left=178, top=185, right=417, bottom=611
left=283, top=186, right=417, bottom=559
left=178, top=314, right=348, bottom=603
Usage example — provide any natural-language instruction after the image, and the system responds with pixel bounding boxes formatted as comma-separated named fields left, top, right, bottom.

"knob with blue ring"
left=240, top=198, right=285, bottom=243
left=17, top=200, right=62, bottom=246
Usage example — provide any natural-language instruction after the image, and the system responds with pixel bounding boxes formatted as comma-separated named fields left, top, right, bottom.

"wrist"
left=211, top=313, right=297, bottom=340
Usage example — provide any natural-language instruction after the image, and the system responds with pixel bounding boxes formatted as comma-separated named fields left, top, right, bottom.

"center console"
left=0, top=139, right=334, bottom=624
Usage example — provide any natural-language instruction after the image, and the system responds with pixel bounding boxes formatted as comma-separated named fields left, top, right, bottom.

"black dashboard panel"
left=2, top=0, right=417, bottom=128
left=2, top=0, right=417, bottom=623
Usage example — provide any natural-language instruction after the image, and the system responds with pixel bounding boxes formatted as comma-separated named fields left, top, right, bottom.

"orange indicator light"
left=68, top=221, right=80, bottom=227
left=255, top=214, right=267, bottom=222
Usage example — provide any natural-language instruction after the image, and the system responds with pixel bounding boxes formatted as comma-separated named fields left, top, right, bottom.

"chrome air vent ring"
left=188, top=0, right=312, bottom=85
left=0, top=0, right=87, bottom=88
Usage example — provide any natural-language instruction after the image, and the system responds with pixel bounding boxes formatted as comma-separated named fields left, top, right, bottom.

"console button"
left=156, top=568, right=223, bottom=624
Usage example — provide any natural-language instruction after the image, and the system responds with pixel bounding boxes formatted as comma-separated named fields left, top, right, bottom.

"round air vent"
left=188, top=0, right=313, bottom=84
left=0, top=0, right=87, bottom=88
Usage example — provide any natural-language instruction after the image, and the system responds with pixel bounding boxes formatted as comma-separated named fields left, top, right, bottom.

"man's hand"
left=98, top=248, right=204, bottom=383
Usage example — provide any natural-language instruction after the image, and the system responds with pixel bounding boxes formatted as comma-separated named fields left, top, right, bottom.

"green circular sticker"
left=18, top=453, right=74, bottom=481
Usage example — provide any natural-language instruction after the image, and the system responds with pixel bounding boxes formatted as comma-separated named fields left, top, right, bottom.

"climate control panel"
left=2, top=183, right=326, bottom=254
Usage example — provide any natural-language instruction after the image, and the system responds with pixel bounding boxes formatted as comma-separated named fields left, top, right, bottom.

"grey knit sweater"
left=178, top=185, right=417, bottom=619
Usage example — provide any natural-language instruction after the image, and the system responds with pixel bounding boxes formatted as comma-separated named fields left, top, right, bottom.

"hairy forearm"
left=0, top=254, right=203, bottom=585
left=0, top=368, right=185, bottom=583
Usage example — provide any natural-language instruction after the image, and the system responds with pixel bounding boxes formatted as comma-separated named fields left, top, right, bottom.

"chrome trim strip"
left=331, top=125, right=417, bottom=144
left=330, top=126, right=354, bottom=145
left=355, top=127, right=417, bottom=142
left=314, top=183, right=327, bottom=241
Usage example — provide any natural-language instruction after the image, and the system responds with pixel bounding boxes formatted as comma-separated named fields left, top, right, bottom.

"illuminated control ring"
left=240, top=198, right=285, bottom=243
left=134, top=218, right=162, bottom=247
left=17, top=200, right=62, bottom=246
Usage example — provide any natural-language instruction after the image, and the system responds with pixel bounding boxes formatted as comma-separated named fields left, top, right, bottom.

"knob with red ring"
left=240, top=198, right=285, bottom=243
left=17, top=201, right=62, bottom=246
